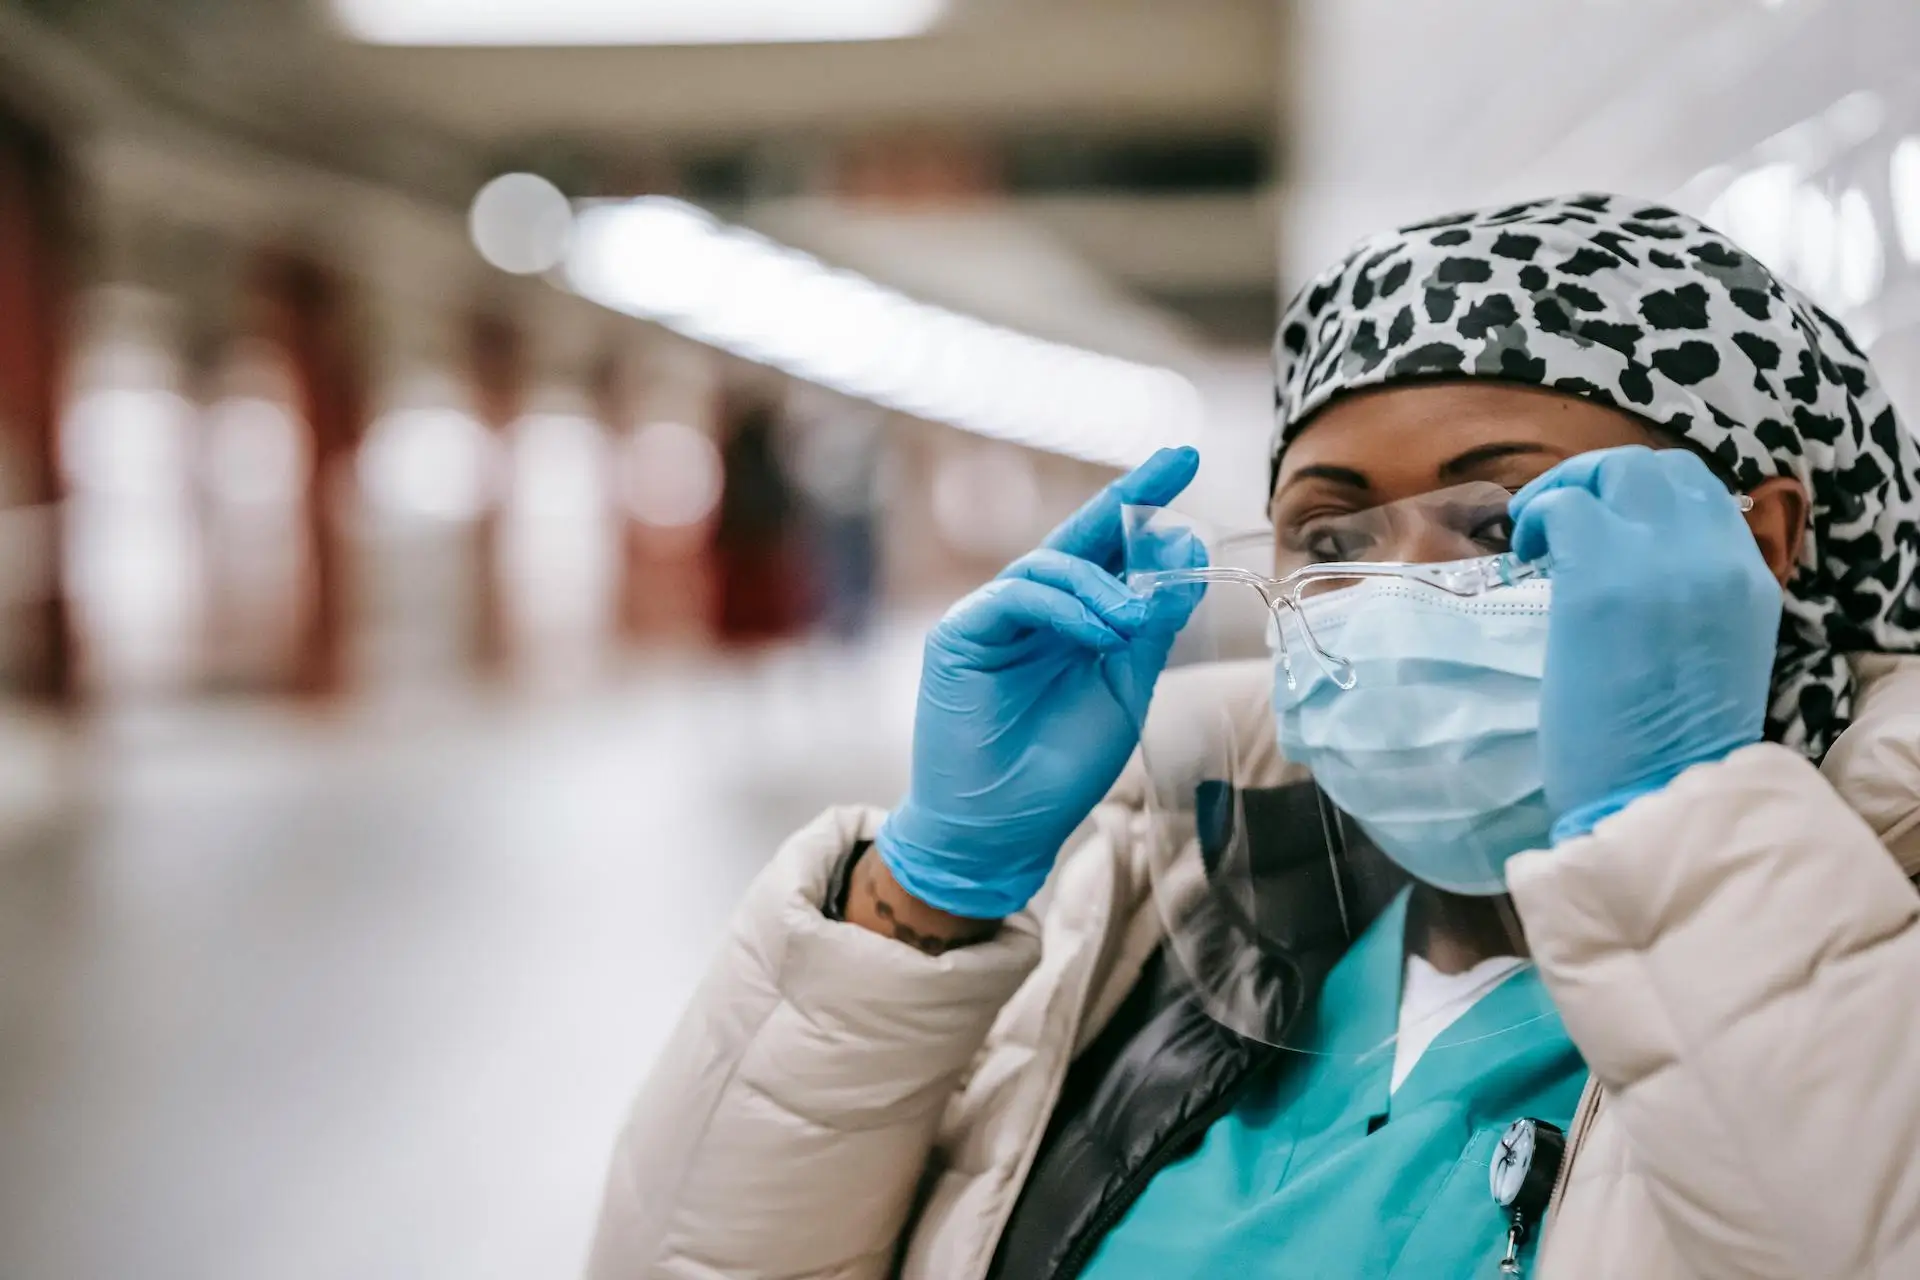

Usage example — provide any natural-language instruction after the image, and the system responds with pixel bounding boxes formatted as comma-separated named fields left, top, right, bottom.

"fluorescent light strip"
left=563, top=198, right=1203, bottom=469
left=1893, top=138, right=1920, bottom=265
left=333, top=0, right=946, bottom=46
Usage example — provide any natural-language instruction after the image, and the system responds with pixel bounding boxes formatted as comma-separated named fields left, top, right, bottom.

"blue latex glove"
left=1508, top=445, right=1781, bottom=843
left=876, top=446, right=1204, bottom=918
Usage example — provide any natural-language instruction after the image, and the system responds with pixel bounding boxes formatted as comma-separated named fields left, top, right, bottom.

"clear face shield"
left=1119, top=482, right=1556, bottom=1058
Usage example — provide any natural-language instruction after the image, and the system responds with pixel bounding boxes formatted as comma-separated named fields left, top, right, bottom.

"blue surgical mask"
left=1272, top=577, right=1554, bottom=895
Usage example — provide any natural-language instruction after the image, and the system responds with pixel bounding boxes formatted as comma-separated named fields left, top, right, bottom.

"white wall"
left=1282, top=0, right=1920, bottom=282
left=1281, top=0, right=1920, bottom=423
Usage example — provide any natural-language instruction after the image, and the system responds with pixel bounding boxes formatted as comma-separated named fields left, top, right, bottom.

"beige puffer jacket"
left=587, top=654, right=1920, bottom=1280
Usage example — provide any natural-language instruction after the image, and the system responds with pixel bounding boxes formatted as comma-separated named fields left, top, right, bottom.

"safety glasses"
left=1123, top=481, right=1752, bottom=690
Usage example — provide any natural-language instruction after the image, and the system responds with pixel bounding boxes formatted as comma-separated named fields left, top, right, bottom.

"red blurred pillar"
left=254, top=253, right=366, bottom=699
left=604, top=364, right=722, bottom=648
left=0, top=112, right=77, bottom=705
left=465, top=310, right=522, bottom=675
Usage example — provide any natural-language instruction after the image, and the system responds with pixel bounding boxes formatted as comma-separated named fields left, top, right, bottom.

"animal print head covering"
left=1272, top=192, right=1920, bottom=759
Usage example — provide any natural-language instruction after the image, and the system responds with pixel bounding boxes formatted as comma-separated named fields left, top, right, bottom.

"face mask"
left=1272, top=577, right=1554, bottom=895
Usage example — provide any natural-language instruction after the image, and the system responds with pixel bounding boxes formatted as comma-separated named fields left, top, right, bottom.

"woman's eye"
left=1470, top=515, right=1514, bottom=552
left=1302, top=526, right=1371, bottom=562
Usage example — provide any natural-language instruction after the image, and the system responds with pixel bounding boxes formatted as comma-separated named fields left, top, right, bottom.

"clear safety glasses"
left=1125, top=481, right=1750, bottom=690
left=1122, top=482, right=1539, bottom=690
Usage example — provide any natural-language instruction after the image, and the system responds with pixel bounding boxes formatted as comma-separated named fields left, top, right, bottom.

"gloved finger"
left=1043, top=446, right=1201, bottom=571
left=1152, top=539, right=1211, bottom=630
left=1104, top=579, right=1208, bottom=717
left=1650, top=446, right=1727, bottom=499
left=1098, top=636, right=1175, bottom=728
left=937, top=577, right=1126, bottom=652
left=1001, top=548, right=1149, bottom=632
left=1098, top=529, right=1211, bottom=731
left=1509, top=446, right=1656, bottom=520
left=1123, top=521, right=1210, bottom=577
left=1649, top=448, right=1749, bottom=529
left=1592, top=447, right=1736, bottom=526
left=1121, top=523, right=1209, bottom=622
left=1510, top=484, right=1616, bottom=567
left=1511, top=445, right=1727, bottom=528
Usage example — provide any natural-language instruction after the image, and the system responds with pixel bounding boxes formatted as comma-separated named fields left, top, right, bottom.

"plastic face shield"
left=1117, top=482, right=1553, bottom=1058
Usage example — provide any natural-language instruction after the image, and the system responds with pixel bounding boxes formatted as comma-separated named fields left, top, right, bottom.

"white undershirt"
left=1389, top=953, right=1527, bottom=1094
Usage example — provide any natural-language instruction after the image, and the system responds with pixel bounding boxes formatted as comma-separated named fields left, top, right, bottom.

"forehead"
left=1274, top=380, right=1656, bottom=494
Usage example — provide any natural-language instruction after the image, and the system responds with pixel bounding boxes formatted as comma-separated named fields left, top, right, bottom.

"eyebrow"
left=1436, top=441, right=1562, bottom=480
left=1276, top=464, right=1370, bottom=495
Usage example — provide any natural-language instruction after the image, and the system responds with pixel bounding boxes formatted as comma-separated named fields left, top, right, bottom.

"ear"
left=1744, top=476, right=1809, bottom=587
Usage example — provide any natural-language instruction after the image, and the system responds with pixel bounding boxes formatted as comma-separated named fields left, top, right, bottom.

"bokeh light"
left=931, top=446, right=1041, bottom=560
left=62, top=386, right=195, bottom=499
left=620, top=420, right=724, bottom=529
left=203, top=396, right=310, bottom=509
left=358, top=406, right=498, bottom=521
left=469, top=173, right=575, bottom=276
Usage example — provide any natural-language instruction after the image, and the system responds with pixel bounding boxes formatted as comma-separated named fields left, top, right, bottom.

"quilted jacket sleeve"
left=585, top=804, right=1042, bottom=1280
left=1506, top=744, right=1920, bottom=1279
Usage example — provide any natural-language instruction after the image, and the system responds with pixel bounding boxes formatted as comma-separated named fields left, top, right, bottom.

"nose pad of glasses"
left=1265, top=599, right=1299, bottom=692
left=1271, top=595, right=1357, bottom=691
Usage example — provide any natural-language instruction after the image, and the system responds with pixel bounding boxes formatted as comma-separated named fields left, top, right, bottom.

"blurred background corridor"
left=0, top=0, right=1917, bottom=1275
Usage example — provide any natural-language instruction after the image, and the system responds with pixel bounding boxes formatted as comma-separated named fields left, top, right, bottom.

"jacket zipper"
left=1047, top=1079, right=1253, bottom=1280
left=1544, top=1077, right=1602, bottom=1231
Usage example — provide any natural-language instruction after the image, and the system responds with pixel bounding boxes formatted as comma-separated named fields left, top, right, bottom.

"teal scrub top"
left=1082, top=892, right=1588, bottom=1280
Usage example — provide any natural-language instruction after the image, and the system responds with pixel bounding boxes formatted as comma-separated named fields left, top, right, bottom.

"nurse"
left=588, top=194, right=1920, bottom=1279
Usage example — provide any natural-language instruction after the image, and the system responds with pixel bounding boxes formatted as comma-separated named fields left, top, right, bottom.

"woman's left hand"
left=1509, top=445, right=1782, bottom=842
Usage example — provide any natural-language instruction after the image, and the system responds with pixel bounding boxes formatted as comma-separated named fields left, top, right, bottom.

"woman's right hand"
left=873, top=446, right=1203, bottom=921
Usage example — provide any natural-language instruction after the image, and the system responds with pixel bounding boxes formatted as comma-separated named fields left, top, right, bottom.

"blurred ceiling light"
left=1748, top=90, right=1886, bottom=178
left=1892, top=138, right=1920, bottom=264
left=621, top=420, right=723, bottom=528
left=332, top=0, right=946, bottom=46
left=358, top=407, right=497, bottom=522
left=1707, top=169, right=1890, bottom=314
left=1706, top=163, right=1797, bottom=278
left=566, top=198, right=1203, bottom=469
left=1793, top=185, right=1839, bottom=300
left=470, top=173, right=575, bottom=275
left=204, top=396, right=310, bottom=508
left=1835, top=188, right=1884, bottom=312
left=1672, top=163, right=1736, bottom=213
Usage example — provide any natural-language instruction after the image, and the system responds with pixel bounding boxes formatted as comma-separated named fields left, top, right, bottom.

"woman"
left=586, top=195, right=1920, bottom=1278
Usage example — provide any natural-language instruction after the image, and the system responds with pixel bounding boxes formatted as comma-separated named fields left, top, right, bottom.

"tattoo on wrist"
left=858, top=857, right=997, bottom=955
